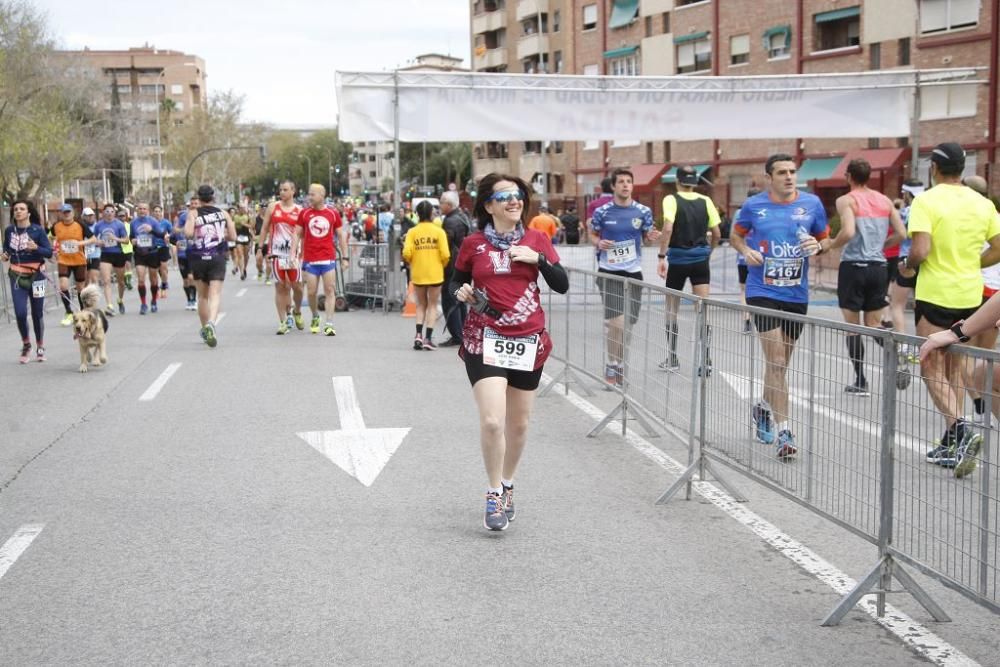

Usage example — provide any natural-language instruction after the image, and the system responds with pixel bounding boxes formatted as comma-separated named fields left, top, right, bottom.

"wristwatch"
left=537, top=252, right=548, bottom=267
left=950, top=322, right=970, bottom=343
left=657, top=253, right=667, bottom=259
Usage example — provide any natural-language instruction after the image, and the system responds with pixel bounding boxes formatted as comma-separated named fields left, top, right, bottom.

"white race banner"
left=333, top=70, right=971, bottom=142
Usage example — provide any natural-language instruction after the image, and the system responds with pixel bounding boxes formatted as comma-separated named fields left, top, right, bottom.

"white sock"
left=501, top=478, right=513, bottom=488
left=487, top=486, right=502, bottom=496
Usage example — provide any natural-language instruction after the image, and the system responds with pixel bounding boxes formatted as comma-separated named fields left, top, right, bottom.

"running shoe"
left=150, top=303, right=158, bottom=313
left=323, top=323, right=337, bottom=336
left=203, top=322, right=218, bottom=348
left=104, top=305, right=116, bottom=318
left=422, top=338, right=438, bottom=351
left=752, top=401, right=775, bottom=444
left=413, top=334, right=423, bottom=350
left=60, top=313, right=73, bottom=326
left=124, top=272, right=133, bottom=290
left=501, top=484, right=515, bottom=521
left=285, top=314, right=295, bottom=330
left=265, top=278, right=272, bottom=286
left=926, top=440, right=953, bottom=464
left=186, top=300, right=196, bottom=311
left=697, top=360, right=712, bottom=378
left=19, top=342, right=31, bottom=364
left=276, top=321, right=290, bottom=335
left=776, top=429, right=797, bottom=459
left=614, top=364, right=625, bottom=386
left=241, top=271, right=247, bottom=281
left=35, top=347, right=45, bottom=363
left=484, top=492, right=509, bottom=531
left=895, top=348, right=912, bottom=391
left=118, top=300, right=125, bottom=315
left=140, top=303, right=148, bottom=315
left=310, top=315, right=321, bottom=334
left=844, top=381, right=870, bottom=397
left=439, top=337, right=461, bottom=347
left=257, top=273, right=263, bottom=282
left=743, top=319, right=752, bottom=334
left=293, top=311, right=305, bottom=330
left=604, top=363, right=617, bottom=388
left=906, top=344, right=920, bottom=365
left=658, top=355, right=680, bottom=371
left=954, top=431, right=983, bottom=479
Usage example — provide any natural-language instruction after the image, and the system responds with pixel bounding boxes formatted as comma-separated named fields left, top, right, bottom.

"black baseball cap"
left=677, top=165, right=699, bottom=186
left=930, top=143, right=965, bottom=169
left=196, top=184, right=215, bottom=200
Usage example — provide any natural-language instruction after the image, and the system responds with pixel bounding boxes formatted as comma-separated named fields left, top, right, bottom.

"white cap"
left=901, top=183, right=925, bottom=197
left=82, top=207, right=95, bottom=215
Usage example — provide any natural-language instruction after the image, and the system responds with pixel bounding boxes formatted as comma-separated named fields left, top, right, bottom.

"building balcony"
left=517, top=33, right=549, bottom=60
left=472, top=10, right=506, bottom=35
left=516, top=0, right=549, bottom=22
left=476, top=48, right=508, bottom=70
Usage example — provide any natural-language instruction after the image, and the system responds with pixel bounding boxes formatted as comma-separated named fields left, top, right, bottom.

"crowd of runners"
left=5, top=143, right=1000, bottom=528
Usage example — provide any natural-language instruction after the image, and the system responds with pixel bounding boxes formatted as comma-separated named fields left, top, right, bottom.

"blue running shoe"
left=776, top=429, right=797, bottom=459
left=484, top=492, right=509, bottom=531
left=150, top=302, right=158, bottom=313
left=139, top=303, right=148, bottom=315
left=501, top=484, right=515, bottom=522
left=752, top=401, right=775, bottom=444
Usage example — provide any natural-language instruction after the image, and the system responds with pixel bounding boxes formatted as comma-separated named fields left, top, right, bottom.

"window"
left=919, top=0, right=979, bottom=34
left=766, top=27, right=791, bottom=59
left=677, top=35, right=712, bottom=74
left=170, top=84, right=183, bottom=95
left=645, top=15, right=653, bottom=38
left=174, top=102, right=184, bottom=111
left=869, top=42, right=881, bottom=70
left=138, top=84, right=165, bottom=95
left=553, top=142, right=564, bottom=154
left=920, top=82, right=977, bottom=120
left=898, top=37, right=911, bottom=65
left=677, top=0, right=707, bottom=5
left=868, top=138, right=880, bottom=149
left=369, top=155, right=376, bottom=162
left=730, top=34, right=749, bottom=65
left=663, top=12, right=670, bottom=33
left=608, top=54, right=639, bottom=76
left=369, top=171, right=376, bottom=179
left=814, top=7, right=861, bottom=51
left=484, top=29, right=505, bottom=49
left=554, top=50, right=564, bottom=73
left=645, top=142, right=653, bottom=163
left=524, top=141, right=542, bottom=154
left=111, top=84, right=131, bottom=94
left=553, top=9, right=560, bottom=32
left=582, top=4, right=598, bottom=31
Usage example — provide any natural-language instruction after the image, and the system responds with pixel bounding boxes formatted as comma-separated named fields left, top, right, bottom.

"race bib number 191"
left=483, top=328, right=538, bottom=372
left=607, top=240, right=636, bottom=266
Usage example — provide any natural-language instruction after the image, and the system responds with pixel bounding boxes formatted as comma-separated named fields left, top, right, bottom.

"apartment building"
left=471, top=0, right=1000, bottom=215
left=60, top=46, right=207, bottom=195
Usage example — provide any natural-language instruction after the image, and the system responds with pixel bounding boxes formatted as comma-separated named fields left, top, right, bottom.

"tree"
left=244, top=128, right=352, bottom=200
left=0, top=1, right=118, bottom=203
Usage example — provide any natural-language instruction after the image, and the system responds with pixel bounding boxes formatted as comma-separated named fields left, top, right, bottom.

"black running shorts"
left=746, top=296, right=808, bottom=341
left=837, top=262, right=888, bottom=312
left=665, top=259, right=711, bottom=291
left=464, top=352, right=543, bottom=391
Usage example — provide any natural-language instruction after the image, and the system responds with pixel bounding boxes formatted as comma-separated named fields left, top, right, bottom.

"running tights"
left=9, top=275, right=44, bottom=344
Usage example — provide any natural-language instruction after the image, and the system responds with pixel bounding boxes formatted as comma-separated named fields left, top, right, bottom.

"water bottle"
left=797, top=225, right=817, bottom=257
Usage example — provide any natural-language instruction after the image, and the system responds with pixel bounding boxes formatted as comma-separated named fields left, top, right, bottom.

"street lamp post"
left=316, top=145, right=333, bottom=199
left=299, top=154, right=312, bottom=187
left=154, top=62, right=196, bottom=206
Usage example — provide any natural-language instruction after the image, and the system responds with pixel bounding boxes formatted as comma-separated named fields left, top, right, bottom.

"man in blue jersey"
left=590, top=167, right=660, bottom=387
left=152, top=205, right=172, bottom=298
left=130, top=202, right=166, bottom=315
left=730, top=154, right=830, bottom=459
left=94, top=203, right=130, bottom=318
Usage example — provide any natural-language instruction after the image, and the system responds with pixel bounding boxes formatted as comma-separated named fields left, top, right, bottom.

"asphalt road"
left=0, top=262, right=997, bottom=665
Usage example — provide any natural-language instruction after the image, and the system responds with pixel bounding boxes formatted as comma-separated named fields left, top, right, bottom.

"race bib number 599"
left=483, top=328, right=539, bottom=372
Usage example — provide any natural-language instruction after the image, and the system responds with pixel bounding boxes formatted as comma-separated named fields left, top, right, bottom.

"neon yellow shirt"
left=908, top=183, right=1000, bottom=309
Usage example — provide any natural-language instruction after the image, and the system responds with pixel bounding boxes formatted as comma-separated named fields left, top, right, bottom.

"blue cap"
left=59, top=204, right=73, bottom=212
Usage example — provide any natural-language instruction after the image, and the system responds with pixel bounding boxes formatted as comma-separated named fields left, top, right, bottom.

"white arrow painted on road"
left=296, top=376, right=410, bottom=487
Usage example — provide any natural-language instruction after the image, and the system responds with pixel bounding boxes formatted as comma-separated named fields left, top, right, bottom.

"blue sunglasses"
left=488, top=191, right=525, bottom=204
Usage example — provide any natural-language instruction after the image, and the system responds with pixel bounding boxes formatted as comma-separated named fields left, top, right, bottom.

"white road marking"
left=236, top=288, right=247, bottom=298
left=216, top=312, right=227, bottom=323
left=0, top=524, right=44, bottom=582
left=542, top=373, right=978, bottom=667
left=296, top=377, right=410, bottom=487
left=139, top=362, right=182, bottom=402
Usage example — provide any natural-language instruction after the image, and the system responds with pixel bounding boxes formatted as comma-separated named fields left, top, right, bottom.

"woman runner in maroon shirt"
left=449, top=173, right=569, bottom=531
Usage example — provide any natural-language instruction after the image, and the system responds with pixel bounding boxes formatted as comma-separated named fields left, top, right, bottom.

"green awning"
left=674, top=31, right=709, bottom=45
left=662, top=165, right=711, bottom=184
left=604, top=45, right=639, bottom=59
left=815, top=6, right=860, bottom=23
left=608, top=0, right=639, bottom=29
left=795, top=157, right=842, bottom=189
left=763, top=24, right=792, bottom=46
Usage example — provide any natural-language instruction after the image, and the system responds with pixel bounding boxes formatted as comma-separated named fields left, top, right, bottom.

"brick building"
left=470, top=0, right=1000, bottom=217
left=58, top=46, right=207, bottom=198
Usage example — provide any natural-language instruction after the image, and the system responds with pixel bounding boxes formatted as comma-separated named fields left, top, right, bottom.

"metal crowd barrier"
left=543, top=266, right=1000, bottom=625
left=341, top=241, right=405, bottom=312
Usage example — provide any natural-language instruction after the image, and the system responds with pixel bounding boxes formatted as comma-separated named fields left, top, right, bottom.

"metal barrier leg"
left=656, top=301, right=746, bottom=504
left=540, top=364, right=594, bottom=397
left=822, top=336, right=949, bottom=626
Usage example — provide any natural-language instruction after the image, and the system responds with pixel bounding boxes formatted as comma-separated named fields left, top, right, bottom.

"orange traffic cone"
left=402, top=282, right=416, bottom=317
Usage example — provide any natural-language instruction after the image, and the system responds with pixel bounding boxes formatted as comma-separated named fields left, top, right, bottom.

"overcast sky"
left=35, top=0, right=471, bottom=127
